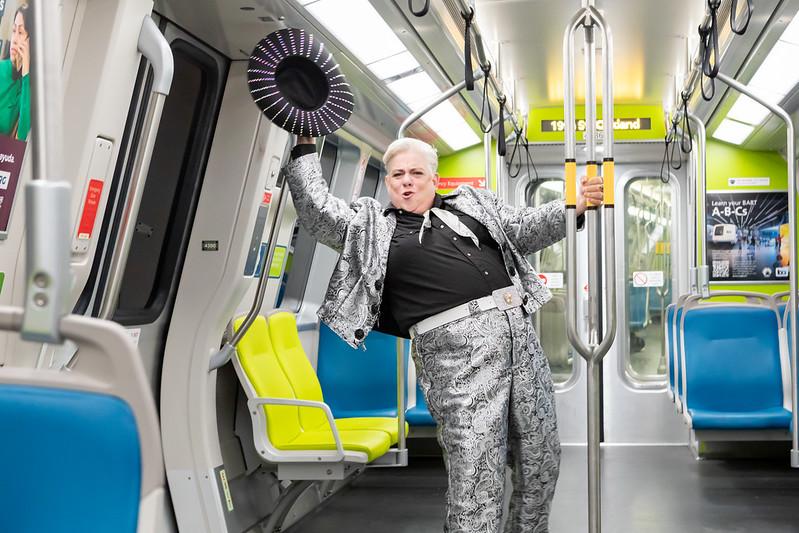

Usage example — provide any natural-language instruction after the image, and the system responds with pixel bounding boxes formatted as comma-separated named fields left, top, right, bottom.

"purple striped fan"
left=247, top=28, right=354, bottom=137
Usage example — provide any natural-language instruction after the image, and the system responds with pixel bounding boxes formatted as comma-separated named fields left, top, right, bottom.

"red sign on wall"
left=262, top=191, right=272, bottom=205
left=437, top=177, right=486, bottom=192
left=77, top=179, right=104, bottom=240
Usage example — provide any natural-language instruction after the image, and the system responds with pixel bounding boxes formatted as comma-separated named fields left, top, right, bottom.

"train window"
left=113, top=39, right=227, bottom=324
left=277, top=140, right=338, bottom=310
left=360, top=158, right=382, bottom=198
left=525, top=178, right=574, bottom=385
left=623, top=177, right=674, bottom=383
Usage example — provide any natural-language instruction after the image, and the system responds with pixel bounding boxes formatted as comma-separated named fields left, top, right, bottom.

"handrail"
left=713, top=71, right=798, bottom=468
left=22, top=0, right=71, bottom=342
left=562, top=4, right=616, bottom=532
left=397, top=69, right=484, bottom=139
left=97, top=16, right=174, bottom=321
left=209, top=163, right=292, bottom=370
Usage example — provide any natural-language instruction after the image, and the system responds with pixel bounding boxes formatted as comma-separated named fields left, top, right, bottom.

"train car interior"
left=2, top=0, right=799, bottom=531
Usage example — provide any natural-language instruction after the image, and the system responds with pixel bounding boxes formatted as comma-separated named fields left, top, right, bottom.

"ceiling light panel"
left=304, top=0, right=405, bottom=65
left=386, top=71, right=441, bottom=109
left=422, top=102, right=481, bottom=151
left=748, top=41, right=799, bottom=99
left=367, top=51, right=420, bottom=80
left=727, top=94, right=771, bottom=125
left=712, top=118, right=755, bottom=145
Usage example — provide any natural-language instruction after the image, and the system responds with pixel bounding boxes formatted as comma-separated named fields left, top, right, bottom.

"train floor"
left=286, top=444, right=799, bottom=532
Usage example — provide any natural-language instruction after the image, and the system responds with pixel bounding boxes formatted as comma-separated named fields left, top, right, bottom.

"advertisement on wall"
left=705, top=190, right=790, bottom=282
left=0, top=1, right=30, bottom=237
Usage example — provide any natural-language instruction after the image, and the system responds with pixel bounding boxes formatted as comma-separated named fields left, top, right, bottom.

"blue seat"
left=629, top=282, right=648, bottom=330
left=317, top=323, right=408, bottom=419
left=682, top=306, right=790, bottom=430
left=405, top=381, right=436, bottom=426
left=0, top=385, right=141, bottom=533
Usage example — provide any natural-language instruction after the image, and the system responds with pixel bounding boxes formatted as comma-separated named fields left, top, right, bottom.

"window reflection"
left=624, top=177, right=673, bottom=381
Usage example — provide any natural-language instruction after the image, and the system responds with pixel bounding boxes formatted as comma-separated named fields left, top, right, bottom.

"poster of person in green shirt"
left=0, top=1, right=31, bottom=236
left=0, top=3, right=30, bottom=141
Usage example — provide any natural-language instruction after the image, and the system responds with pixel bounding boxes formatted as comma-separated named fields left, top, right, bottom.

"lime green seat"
left=266, top=311, right=409, bottom=444
left=233, top=316, right=390, bottom=463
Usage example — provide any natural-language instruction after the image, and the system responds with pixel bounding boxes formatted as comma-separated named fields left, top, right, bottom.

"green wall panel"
left=702, top=139, right=790, bottom=293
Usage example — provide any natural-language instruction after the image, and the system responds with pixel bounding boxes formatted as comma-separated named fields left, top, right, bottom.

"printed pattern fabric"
left=412, top=307, right=561, bottom=533
left=282, top=153, right=566, bottom=349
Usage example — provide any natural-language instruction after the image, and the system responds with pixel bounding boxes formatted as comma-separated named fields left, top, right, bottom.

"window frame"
left=617, top=171, right=680, bottom=390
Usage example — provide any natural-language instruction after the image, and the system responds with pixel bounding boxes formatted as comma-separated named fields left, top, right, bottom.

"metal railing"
left=562, top=2, right=616, bottom=532
left=22, top=0, right=71, bottom=342
left=97, top=16, right=174, bottom=320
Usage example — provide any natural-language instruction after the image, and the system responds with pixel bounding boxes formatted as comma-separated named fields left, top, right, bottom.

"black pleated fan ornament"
left=247, top=28, right=354, bottom=137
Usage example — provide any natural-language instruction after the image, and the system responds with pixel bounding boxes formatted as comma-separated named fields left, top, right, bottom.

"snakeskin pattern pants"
left=412, top=306, right=560, bottom=533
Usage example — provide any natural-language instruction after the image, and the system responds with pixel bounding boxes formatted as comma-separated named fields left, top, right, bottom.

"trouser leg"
left=503, top=308, right=561, bottom=533
left=413, top=309, right=513, bottom=533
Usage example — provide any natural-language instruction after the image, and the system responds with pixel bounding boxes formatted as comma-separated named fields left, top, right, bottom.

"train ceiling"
left=155, top=0, right=799, bottom=155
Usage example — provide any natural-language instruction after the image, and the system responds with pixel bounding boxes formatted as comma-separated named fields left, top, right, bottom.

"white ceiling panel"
left=473, top=0, right=706, bottom=108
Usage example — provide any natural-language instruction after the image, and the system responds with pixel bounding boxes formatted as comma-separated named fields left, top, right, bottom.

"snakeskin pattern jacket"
left=282, top=153, right=567, bottom=349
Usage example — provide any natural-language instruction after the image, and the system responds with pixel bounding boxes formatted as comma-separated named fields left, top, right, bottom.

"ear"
left=432, top=173, right=440, bottom=188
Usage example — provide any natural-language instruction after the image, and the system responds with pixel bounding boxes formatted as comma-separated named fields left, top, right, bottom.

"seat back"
left=0, top=385, right=141, bottom=533
left=665, top=303, right=676, bottom=394
left=0, top=310, right=166, bottom=533
left=234, top=316, right=304, bottom=446
left=683, top=306, right=783, bottom=413
left=267, top=312, right=331, bottom=430
left=317, top=322, right=407, bottom=419
left=628, top=281, right=648, bottom=330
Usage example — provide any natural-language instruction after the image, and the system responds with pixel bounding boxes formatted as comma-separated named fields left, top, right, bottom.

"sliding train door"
left=515, top=145, right=689, bottom=445
left=77, top=18, right=228, bottom=397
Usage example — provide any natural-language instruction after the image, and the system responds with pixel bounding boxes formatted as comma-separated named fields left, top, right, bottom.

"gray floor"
left=287, top=445, right=799, bottom=532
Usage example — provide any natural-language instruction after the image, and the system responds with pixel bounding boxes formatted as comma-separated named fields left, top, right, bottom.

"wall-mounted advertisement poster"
left=705, top=190, right=790, bottom=282
left=0, top=1, right=30, bottom=238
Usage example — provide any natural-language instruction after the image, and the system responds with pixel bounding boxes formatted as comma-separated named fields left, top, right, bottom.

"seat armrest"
left=248, top=397, right=345, bottom=461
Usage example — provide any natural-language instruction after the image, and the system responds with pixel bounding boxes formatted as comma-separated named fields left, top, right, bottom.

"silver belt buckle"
left=492, top=286, right=521, bottom=311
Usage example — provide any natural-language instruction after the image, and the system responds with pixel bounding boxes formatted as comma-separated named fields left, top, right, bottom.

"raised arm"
left=282, top=138, right=356, bottom=252
left=496, top=198, right=567, bottom=255
left=494, top=176, right=603, bottom=255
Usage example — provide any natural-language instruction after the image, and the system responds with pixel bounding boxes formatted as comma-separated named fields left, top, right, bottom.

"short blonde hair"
left=382, top=138, right=438, bottom=174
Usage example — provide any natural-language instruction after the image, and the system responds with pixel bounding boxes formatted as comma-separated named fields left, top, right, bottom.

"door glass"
left=278, top=140, right=338, bottom=310
left=624, top=177, right=673, bottom=381
left=526, top=179, right=573, bottom=384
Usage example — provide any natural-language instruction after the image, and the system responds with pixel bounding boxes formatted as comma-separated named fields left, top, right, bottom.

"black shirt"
left=376, top=195, right=512, bottom=338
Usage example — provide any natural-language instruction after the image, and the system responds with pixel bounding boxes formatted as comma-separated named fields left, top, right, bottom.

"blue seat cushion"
left=0, top=385, right=141, bottom=533
left=406, top=404, right=436, bottom=426
left=689, top=406, right=791, bottom=430
left=405, top=383, right=436, bottom=427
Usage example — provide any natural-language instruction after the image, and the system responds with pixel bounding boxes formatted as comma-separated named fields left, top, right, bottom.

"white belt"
left=409, top=286, right=524, bottom=339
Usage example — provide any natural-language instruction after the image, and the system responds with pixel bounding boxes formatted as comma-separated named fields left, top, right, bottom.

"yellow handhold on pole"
left=602, top=158, right=615, bottom=207
left=566, top=159, right=577, bottom=208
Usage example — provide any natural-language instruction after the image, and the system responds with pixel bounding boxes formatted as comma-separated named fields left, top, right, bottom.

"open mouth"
left=402, top=191, right=414, bottom=199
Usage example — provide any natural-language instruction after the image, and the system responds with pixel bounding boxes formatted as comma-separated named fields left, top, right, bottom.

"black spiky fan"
left=247, top=28, right=354, bottom=137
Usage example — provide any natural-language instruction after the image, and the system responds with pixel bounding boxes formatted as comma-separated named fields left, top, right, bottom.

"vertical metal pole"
left=22, top=0, right=71, bottom=342
left=396, top=337, right=407, bottom=462
left=715, top=72, right=798, bottom=467
left=687, top=113, right=710, bottom=297
left=584, top=21, right=601, bottom=350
